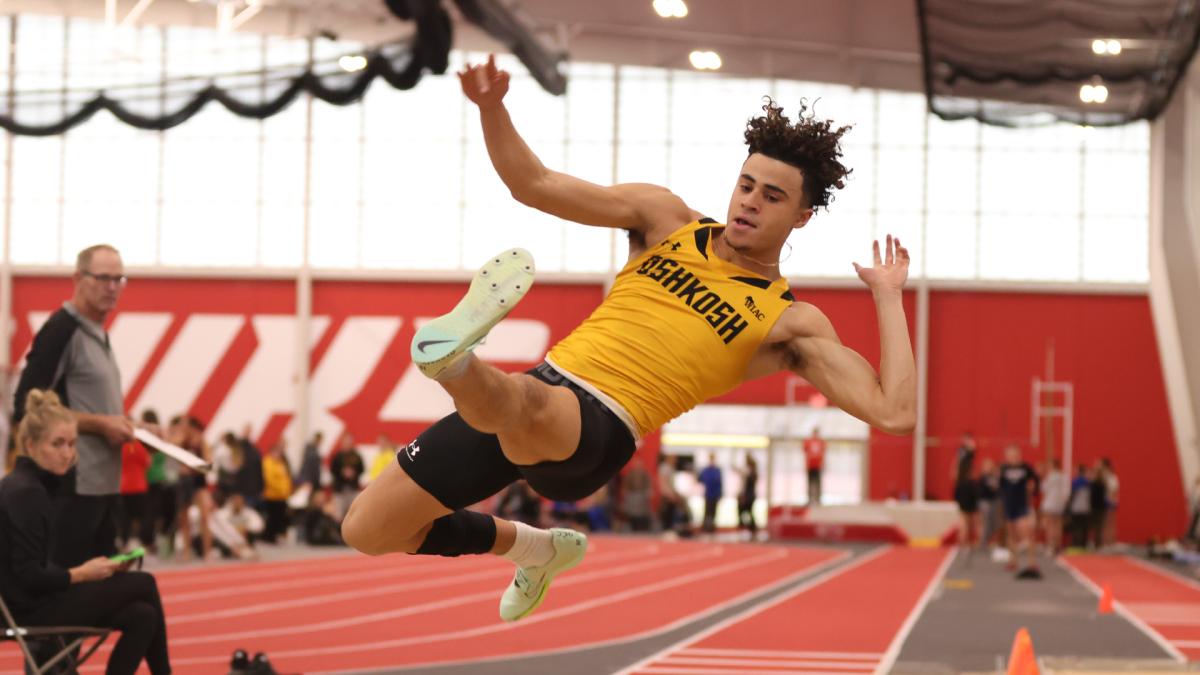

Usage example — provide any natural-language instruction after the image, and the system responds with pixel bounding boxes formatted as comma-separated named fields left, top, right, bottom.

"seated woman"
left=0, top=390, right=171, bottom=675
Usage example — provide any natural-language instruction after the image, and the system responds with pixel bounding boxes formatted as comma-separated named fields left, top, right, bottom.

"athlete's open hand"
left=853, top=235, right=909, bottom=293
left=459, top=54, right=510, bottom=110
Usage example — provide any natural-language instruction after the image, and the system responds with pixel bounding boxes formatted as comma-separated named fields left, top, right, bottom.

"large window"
left=1, top=14, right=1151, bottom=283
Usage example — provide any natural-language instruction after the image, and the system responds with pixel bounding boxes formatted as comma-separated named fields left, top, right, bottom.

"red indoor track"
left=1062, top=555, right=1200, bottom=661
left=620, top=545, right=955, bottom=675
left=0, top=538, right=844, bottom=675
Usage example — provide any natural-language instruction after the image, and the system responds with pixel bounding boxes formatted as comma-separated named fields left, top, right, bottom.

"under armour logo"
left=405, top=442, right=421, bottom=461
left=670, top=242, right=682, bottom=251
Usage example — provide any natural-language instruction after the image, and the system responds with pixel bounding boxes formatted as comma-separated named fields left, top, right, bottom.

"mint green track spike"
left=411, top=248, right=535, bottom=380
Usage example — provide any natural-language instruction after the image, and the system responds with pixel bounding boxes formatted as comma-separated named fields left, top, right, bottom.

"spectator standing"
left=978, top=458, right=1001, bottom=550
left=1067, top=464, right=1092, bottom=548
left=212, top=433, right=245, bottom=499
left=1102, top=458, right=1119, bottom=546
left=171, top=416, right=213, bottom=562
left=138, top=410, right=168, bottom=555
left=1090, top=459, right=1110, bottom=550
left=803, top=429, right=826, bottom=506
left=0, top=389, right=171, bottom=675
left=737, top=455, right=759, bottom=539
left=698, top=454, right=723, bottom=534
left=369, top=434, right=397, bottom=482
left=1040, top=459, right=1069, bottom=555
left=236, top=425, right=265, bottom=509
left=117, top=436, right=151, bottom=552
left=328, top=433, right=364, bottom=521
left=294, top=431, right=324, bottom=492
left=620, top=458, right=652, bottom=532
left=13, top=245, right=144, bottom=570
left=260, top=440, right=293, bottom=543
left=1188, top=477, right=1200, bottom=543
left=998, top=445, right=1039, bottom=572
left=952, top=432, right=980, bottom=554
left=657, top=454, right=683, bottom=534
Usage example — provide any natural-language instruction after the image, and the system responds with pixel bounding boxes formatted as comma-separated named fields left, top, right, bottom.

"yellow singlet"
left=547, top=219, right=796, bottom=438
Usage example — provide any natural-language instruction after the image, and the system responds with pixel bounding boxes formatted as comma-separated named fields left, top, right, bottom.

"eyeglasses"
left=81, top=270, right=128, bottom=287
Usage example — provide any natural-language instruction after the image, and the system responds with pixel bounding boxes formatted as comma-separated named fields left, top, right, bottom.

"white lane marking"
left=680, top=650, right=882, bottom=660
left=610, top=545, right=894, bottom=675
left=872, top=548, right=956, bottom=675
left=1124, top=555, right=1200, bottom=592
left=166, top=546, right=724, bottom=627
left=161, top=548, right=795, bottom=660
left=163, top=543, right=658, bottom=603
left=661, top=657, right=876, bottom=669
left=1057, top=556, right=1188, bottom=663
left=638, top=662, right=873, bottom=667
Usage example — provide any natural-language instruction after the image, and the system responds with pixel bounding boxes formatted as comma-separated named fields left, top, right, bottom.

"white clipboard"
left=134, top=428, right=211, bottom=472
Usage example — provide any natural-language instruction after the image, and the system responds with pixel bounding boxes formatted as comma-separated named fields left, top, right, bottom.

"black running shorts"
left=397, top=361, right=638, bottom=510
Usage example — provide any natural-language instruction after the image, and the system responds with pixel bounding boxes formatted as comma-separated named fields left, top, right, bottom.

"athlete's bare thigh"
left=342, top=461, right=451, bottom=555
left=494, top=373, right=582, bottom=465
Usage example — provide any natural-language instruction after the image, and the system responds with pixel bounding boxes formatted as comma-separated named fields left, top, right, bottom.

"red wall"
left=9, top=277, right=1182, bottom=542
left=925, top=292, right=1183, bottom=543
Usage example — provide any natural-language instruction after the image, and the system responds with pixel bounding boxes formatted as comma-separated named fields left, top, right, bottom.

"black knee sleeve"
left=415, top=510, right=497, bottom=558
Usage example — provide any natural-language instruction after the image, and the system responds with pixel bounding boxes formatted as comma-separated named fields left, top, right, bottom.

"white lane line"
left=661, top=657, right=876, bottom=669
left=873, top=547, right=956, bottom=675
left=610, top=545, right=895, bottom=675
left=163, top=543, right=658, bottom=603
left=167, top=546, right=724, bottom=626
left=159, top=548, right=796, bottom=659
left=267, top=548, right=851, bottom=675
left=0, top=547, right=840, bottom=675
left=638, top=662, right=873, bottom=667
left=1057, top=556, right=1188, bottom=663
left=1124, top=555, right=1200, bottom=593
left=681, top=650, right=881, bottom=660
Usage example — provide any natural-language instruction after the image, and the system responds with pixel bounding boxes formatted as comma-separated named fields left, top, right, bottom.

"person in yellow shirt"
left=260, top=440, right=293, bottom=544
left=344, top=55, right=916, bottom=623
left=369, top=434, right=397, bottom=482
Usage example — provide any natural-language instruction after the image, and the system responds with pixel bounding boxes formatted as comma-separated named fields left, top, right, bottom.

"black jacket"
left=0, top=457, right=71, bottom=615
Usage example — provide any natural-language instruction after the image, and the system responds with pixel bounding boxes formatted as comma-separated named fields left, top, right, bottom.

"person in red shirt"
left=804, top=429, right=827, bottom=506
left=118, top=438, right=151, bottom=551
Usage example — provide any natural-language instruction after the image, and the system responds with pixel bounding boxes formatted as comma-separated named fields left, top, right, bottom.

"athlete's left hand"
left=853, top=235, right=909, bottom=293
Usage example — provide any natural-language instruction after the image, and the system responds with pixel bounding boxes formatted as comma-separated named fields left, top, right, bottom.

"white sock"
left=499, top=522, right=556, bottom=568
left=432, top=354, right=472, bottom=382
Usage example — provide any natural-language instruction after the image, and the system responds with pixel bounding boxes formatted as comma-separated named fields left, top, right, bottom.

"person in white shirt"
left=1102, top=457, right=1119, bottom=546
left=204, top=494, right=264, bottom=560
left=1039, top=459, right=1069, bottom=555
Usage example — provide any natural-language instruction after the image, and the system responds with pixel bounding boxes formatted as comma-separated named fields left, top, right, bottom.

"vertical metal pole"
left=608, top=65, right=620, bottom=279
left=913, top=279, right=930, bottom=503
left=912, top=111, right=931, bottom=503
left=1, top=17, right=18, bottom=441
left=56, top=18, right=68, bottom=265
left=292, top=37, right=314, bottom=464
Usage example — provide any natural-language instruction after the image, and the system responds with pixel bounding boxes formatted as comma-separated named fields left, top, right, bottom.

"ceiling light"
left=1092, top=39, right=1107, bottom=54
left=1080, top=85, right=1095, bottom=102
left=1093, top=85, right=1108, bottom=102
left=1107, top=39, right=1122, bottom=54
left=690, top=50, right=721, bottom=70
left=339, top=55, right=367, bottom=72
left=653, top=0, right=687, bottom=17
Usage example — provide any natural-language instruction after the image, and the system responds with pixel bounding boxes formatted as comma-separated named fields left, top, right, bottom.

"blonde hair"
left=18, top=390, right=76, bottom=454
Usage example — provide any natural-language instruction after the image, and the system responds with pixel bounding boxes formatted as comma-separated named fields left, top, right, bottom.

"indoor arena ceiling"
left=4, top=0, right=926, bottom=92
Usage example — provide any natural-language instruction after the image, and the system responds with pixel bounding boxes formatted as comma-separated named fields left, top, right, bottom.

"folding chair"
left=0, top=593, right=111, bottom=675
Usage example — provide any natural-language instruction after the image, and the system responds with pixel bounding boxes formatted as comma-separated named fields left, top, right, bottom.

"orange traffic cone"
left=1006, top=628, right=1039, bottom=675
left=1098, top=584, right=1114, bottom=614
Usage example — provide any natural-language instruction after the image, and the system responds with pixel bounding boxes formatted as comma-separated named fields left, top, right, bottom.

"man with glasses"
left=14, top=244, right=146, bottom=569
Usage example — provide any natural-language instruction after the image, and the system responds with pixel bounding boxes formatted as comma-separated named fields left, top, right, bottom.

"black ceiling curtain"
left=0, top=6, right=452, bottom=136
left=917, top=0, right=1200, bottom=126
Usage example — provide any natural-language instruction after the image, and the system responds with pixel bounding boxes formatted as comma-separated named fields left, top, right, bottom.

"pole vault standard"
left=1032, top=338, right=1074, bottom=473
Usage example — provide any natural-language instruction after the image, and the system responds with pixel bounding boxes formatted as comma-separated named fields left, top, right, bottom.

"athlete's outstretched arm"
left=787, top=236, right=917, bottom=435
left=459, top=56, right=690, bottom=237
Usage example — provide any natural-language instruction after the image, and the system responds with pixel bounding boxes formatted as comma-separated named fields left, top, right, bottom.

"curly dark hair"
left=743, top=98, right=852, bottom=212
